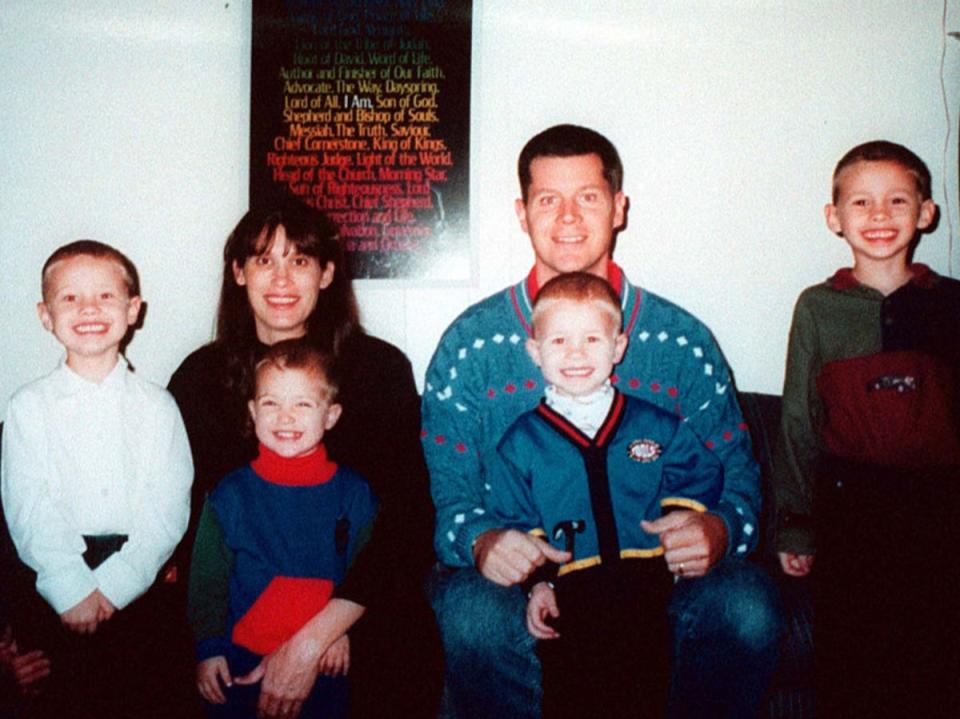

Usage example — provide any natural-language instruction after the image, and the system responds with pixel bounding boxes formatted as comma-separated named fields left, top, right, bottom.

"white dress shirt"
left=1, top=358, right=192, bottom=613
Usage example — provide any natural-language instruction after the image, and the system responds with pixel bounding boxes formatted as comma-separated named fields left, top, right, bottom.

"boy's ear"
left=232, top=260, right=246, bottom=286
left=324, top=402, right=343, bottom=431
left=126, top=296, right=142, bottom=325
left=824, top=203, right=843, bottom=236
left=36, top=302, right=54, bottom=332
left=525, top=337, right=542, bottom=367
left=247, top=399, right=257, bottom=423
left=918, top=199, right=937, bottom=231
left=613, top=332, right=628, bottom=364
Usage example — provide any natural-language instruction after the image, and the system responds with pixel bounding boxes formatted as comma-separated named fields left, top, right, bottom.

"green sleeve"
left=187, top=501, right=233, bottom=659
left=773, top=294, right=822, bottom=555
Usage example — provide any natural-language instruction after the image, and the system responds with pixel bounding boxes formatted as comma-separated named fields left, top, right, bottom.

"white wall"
left=2, top=0, right=959, bottom=419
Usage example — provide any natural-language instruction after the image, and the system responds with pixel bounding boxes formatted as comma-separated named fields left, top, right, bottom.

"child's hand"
left=3, top=623, right=52, bottom=695
left=11, top=649, right=52, bottom=696
left=0, top=624, right=15, bottom=664
left=61, top=590, right=104, bottom=634
left=95, top=591, right=116, bottom=623
left=779, top=551, right=815, bottom=577
left=197, top=656, right=232, bottom=705
left=526, top=582, right=560, bottom=640
left=318, top=635, right=350, bottom=677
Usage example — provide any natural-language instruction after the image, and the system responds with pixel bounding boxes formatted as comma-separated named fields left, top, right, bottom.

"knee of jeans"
left=431, top=573, right=526, bottom=659
left=720, top=570, right=786, bottom=654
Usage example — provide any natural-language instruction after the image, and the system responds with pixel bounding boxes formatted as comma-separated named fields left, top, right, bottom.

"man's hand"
left=234, top=630, right=321, bottom=719
left=526, top=582, right=560, bottom=640
left=472, top=528, right=571, bottom=586
left=641, top=511, right=728, bottom=579
left=779, top=551, right=814, bottom=577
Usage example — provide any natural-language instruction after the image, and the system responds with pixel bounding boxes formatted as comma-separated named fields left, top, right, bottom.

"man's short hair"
left=518, top=124, right=623, bottom=202
left=832, top=140, right=932, bottom=203
left=41, top=240, right=140, bottom=301
left=531, top=272, right=623, bottom=335
left=253, top=339, right=339, bottom=401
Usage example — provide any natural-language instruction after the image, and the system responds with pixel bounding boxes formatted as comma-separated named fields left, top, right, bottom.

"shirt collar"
left=251, top=442, right=338, bottom=486
left=828, top=263, right=937, bottom=292
left=54, top=355, right=129, bottom=395
left=525, top=260, right=624, bottom=301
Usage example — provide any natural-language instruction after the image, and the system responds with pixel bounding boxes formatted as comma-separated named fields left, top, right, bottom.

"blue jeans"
left=428, top=557, right=784, bottom=719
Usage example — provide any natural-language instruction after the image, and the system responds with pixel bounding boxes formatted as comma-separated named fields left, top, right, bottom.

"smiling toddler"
left=188, top=339, right=378, bottom=719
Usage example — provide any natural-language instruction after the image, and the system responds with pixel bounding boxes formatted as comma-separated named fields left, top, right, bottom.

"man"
left=422, top=124, right=783, bottom=718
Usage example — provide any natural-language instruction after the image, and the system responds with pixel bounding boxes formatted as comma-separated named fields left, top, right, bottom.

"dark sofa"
left=738, top=393, right=814, bottom=719
left=1, top=398, right=812, bottom=717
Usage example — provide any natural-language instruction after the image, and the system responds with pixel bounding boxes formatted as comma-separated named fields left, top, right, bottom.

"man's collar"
left=525, top=260, right=623, bottom=301
left=513, top=261, right=639, bottom=338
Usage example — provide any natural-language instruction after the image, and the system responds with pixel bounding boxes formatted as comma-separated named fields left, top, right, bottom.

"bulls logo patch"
left=627, top=439, right=662, bottom=463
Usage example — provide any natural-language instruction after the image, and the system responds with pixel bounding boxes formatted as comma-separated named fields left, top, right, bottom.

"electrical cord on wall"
left=941, top=0, right=957, bottom=276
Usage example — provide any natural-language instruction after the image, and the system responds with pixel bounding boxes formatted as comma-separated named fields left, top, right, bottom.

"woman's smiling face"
left=232, top=225, right=334, bottom=345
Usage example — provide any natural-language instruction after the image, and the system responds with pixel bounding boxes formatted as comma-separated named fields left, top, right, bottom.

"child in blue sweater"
left=488, top=272, right=722, bottom=718
left=189, top=341, right=378, bottom=719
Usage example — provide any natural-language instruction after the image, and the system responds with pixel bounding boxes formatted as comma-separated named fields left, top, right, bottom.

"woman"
left=169, top=199, right=440, bottom=719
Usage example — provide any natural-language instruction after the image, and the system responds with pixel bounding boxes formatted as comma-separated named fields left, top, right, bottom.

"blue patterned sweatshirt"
left=421, top=263, right=760, bottom=568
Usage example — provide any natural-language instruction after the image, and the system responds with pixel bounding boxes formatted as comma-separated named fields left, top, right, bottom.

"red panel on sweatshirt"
left=817, top=350, right=960, bottom=468
left=232, top=577, right=334, bottom=655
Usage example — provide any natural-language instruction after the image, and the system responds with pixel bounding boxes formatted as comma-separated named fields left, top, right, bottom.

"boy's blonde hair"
left=832, top=140, right=932, bottom=203
left=253, top=339, right=339, bottom=401
left=531, top=272, right=622, bottom=335
left=41, top=240, right=140, bottom=301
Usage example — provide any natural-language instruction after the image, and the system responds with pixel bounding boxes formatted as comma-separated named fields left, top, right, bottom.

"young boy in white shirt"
left=1, top=240, right=193, bottom=718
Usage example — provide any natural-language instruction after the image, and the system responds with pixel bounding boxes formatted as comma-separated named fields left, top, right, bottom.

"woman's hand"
left=234, top=630, right=320, bottom=719
left=234, top=598, right=365, bottom=719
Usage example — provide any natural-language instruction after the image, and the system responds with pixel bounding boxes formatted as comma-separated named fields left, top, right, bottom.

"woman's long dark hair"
left=215, top=197, right=361, bottom=397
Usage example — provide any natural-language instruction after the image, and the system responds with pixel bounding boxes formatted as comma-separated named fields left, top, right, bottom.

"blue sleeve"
left=421, top=315, right=502, bottom=567
left=629, top=299, right=761, bottom=557
left=343, top=475, right=380, bottom=578
left=659, top=420, right=725, bottom=513
left=486, top=426, right=545, bottom=535
left=679, top=336, right=760, bottom=556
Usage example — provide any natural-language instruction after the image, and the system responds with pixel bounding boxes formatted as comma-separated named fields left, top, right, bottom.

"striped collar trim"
left=535, top=388, right=626, bottom=449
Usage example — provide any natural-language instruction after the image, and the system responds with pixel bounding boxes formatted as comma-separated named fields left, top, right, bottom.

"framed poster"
left=251, top=0, right=472, bottom=280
